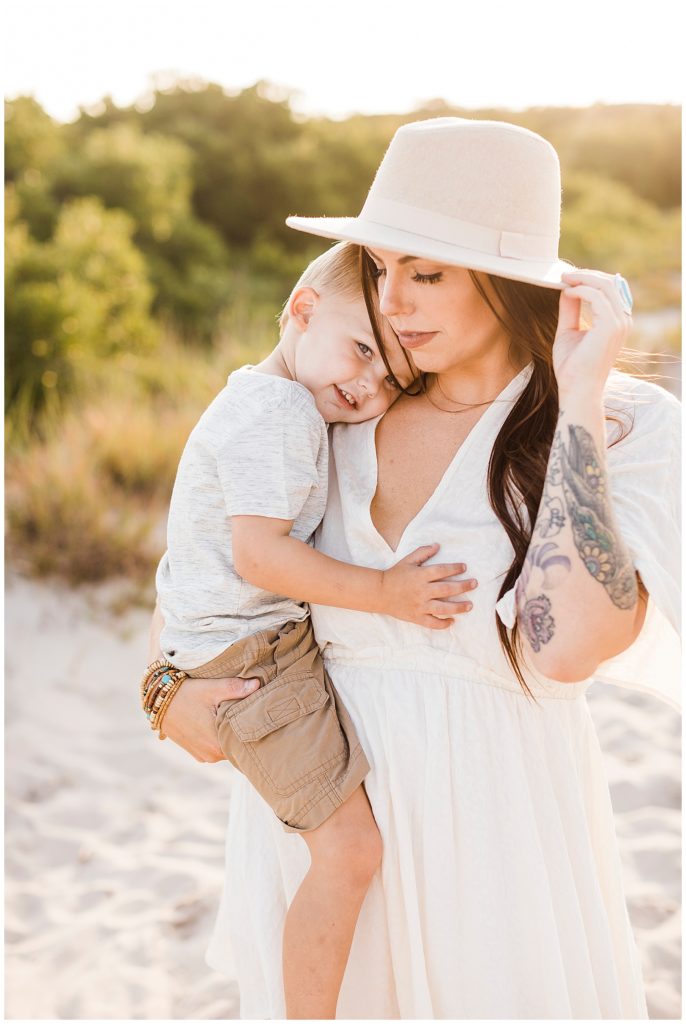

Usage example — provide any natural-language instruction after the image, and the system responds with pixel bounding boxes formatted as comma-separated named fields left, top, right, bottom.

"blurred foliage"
left=561, top=171, right=682, bottom=278
left=6, top=189, right=158, bottom=432
left=5, top=96, right=66, bottom=182
left=56, top=123, right=193, bottom=239
left=6, top=338, right=229, bottom=584
left=4, top=84, right=681, bottom=585
left=6, top=418, right=160, bottom=584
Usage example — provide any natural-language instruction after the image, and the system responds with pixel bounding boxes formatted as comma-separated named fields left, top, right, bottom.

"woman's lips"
left=395, top=331, right=437, bottom=350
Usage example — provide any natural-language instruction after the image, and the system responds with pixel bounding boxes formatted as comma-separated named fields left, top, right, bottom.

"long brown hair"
left=470, top=272, right=562, bottom=696
left=359, top=248, right=631, bottom=695
left=359, top=248, right=424, bottom=396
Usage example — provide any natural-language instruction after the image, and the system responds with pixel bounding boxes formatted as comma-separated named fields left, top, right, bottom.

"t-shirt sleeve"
left=217, top=397, right=322, bottom=520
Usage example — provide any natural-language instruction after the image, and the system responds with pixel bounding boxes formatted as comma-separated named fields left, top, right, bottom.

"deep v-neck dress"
left=205, top=367, right=681, bottom=1019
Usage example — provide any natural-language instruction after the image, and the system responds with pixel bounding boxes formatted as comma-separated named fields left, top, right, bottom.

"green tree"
left=6, top=194, right=158, bottom=428
left=561, top=171, right=680, bottom=277
left=5, top=97, right=65, bottom=180
left=5, top=98, right=65, bottom=240
left=136, top=82, right=302, bottom=247
left=49, top=120, right=233, bottom=336
left=145, top=214, right=233, bottom=338
left=54, top=123, right=192, bottom=241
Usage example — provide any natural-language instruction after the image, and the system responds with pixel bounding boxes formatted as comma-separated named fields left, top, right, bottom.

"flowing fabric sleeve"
left=496, top=373, right=681, bottom=710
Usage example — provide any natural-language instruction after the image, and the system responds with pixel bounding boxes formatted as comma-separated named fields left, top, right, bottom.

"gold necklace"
left=425, top=375, right=500, bottom=414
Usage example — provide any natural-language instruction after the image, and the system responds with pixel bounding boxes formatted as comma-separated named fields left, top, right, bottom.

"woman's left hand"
left=552, top=269, right=633, bottom=397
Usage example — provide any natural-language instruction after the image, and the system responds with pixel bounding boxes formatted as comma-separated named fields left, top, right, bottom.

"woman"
left=153, top=118, right=680, bottom=1018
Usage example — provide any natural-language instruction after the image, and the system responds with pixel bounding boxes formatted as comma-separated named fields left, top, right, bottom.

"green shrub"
left=6, top=195, right=158, bottom=431
left=561, top=172, right=680, bottom=283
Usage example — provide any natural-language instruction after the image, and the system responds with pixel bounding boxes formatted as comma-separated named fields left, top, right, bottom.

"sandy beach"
left=4, top=575, right=681, bottom=1020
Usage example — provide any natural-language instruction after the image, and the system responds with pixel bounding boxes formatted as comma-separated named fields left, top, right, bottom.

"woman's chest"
left=370, top=402, right=487, bottom=552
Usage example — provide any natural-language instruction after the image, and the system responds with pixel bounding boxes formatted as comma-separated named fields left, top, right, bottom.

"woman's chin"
left=409, top=351, right=448, bottom=374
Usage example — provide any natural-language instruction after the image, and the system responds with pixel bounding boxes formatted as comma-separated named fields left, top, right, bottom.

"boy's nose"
left=357, top=374, right=377, bottom=400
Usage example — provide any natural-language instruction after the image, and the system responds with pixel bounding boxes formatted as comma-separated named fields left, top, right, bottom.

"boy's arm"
left=232, top=516, right=477, bottom=630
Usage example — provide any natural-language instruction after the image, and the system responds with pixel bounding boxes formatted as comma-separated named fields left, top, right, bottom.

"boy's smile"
left=333, top=384, right=358, bottom=409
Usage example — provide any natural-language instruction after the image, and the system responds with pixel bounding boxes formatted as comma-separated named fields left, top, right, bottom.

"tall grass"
left=5, top=330, right=273, bottom=587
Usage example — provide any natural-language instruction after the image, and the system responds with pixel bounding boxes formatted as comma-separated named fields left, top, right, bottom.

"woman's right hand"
left=380, top=543, right=477, bottom=629
left=148, top=598, right=260, bottom=761
left=161, top=675, right=260, bottom=762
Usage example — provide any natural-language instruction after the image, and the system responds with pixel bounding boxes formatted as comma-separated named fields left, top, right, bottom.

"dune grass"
left=5, top=332, right=270, bottom=587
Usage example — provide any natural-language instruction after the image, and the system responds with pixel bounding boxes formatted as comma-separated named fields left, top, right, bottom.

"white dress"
left=206, top=367, right=680, bottom=1019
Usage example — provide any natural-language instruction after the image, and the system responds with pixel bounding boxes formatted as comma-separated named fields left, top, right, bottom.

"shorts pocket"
left=228, top=674, right=329, bottom=742
left=216, top=673, right=345, bottom=798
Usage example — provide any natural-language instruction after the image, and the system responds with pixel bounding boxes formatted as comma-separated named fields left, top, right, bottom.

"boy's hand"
left=380, top=544, right=476, bottom=629
left=161, top=675, right=260, bottom=762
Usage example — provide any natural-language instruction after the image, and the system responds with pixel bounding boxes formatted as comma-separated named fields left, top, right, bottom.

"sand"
left=4, top=575, right=681, bottom=1019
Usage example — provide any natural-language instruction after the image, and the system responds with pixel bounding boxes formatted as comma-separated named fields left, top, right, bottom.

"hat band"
left=360, top=196, right=558, bottom=262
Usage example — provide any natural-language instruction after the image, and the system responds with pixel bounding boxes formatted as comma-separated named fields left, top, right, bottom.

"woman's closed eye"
left=370, top=264, right=442, bottom=285
left=412, top=271, right=443, bottom=284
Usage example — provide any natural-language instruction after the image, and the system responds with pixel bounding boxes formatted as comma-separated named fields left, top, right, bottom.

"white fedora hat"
left=287, top=117, right=573, bottom=289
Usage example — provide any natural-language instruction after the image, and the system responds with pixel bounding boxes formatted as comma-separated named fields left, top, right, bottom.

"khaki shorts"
left=186, top=618, right=369, bottom=832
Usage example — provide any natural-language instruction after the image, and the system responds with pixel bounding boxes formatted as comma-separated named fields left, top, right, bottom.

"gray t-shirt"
left=156, top=366, right=329, bottom=668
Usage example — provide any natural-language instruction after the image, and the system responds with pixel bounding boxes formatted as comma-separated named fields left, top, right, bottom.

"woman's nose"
left=378, top=271, right=412, bottom=317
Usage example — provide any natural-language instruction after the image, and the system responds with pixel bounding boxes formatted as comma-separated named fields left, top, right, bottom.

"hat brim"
left=286, top=215, right=572, bottom=290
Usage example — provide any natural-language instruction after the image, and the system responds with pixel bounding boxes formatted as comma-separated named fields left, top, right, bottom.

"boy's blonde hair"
left=279, top=242, right=363, bottom=334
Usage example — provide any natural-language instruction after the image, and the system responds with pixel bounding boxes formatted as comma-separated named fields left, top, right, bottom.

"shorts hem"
left=283, top=742, right=371, bottom=833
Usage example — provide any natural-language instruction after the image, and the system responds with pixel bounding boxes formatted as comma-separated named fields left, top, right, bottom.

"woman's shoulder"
left=331, top=416, right=381, bottom=458
left=604, top=368, right=680, bottom=410
left=603, top=369, right=680, bottom=451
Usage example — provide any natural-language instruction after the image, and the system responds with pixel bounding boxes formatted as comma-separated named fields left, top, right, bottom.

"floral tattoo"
left=559, top=424, right=637, bottom=609
left=516, top=538, right=571, bottom=652
left=516, top=420, right=638, bottom=652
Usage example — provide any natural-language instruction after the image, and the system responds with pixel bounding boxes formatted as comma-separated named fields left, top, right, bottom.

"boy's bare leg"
left=282, top=784, right=382, bottom=1020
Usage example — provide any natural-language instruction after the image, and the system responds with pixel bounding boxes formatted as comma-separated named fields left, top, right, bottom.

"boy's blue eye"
left=412, top=271, right=443, bottom=284
left=370, top=265, right=385, bottom=279
left=385, top=375, right=401, bottom=389
left=356, top=341, right=374, bottom=358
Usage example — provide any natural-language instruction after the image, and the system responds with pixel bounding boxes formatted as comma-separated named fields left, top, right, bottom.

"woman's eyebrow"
left=365, top=247, right=417, bottom=266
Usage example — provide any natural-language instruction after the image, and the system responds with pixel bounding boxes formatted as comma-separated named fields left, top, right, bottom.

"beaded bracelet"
left=153, top=674, right=186, bottom=739
left=140, top=659, right=187, bottom=740
left=147, top=669, right=183, bottom=719
left=142, top=675, right=176, bottom=717
left=140, top=659, right=172, bottom=704
left=143, top=668, right=184, bottom=718
left=147, top=674, right=186, bottom=736
left=143, top=670, right=180, bottom=715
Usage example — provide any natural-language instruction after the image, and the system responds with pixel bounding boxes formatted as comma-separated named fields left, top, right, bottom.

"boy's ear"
left=289, top=286, right=320, bottom=329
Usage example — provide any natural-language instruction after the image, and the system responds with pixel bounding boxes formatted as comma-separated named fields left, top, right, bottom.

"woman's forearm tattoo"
left=516, top=420, right=638, bottom=651
left=559, top=424, right=638, bottom=609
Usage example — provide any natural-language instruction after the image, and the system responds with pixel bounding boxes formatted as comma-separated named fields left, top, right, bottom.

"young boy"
left=148, top=242, right=471, bottom=1018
